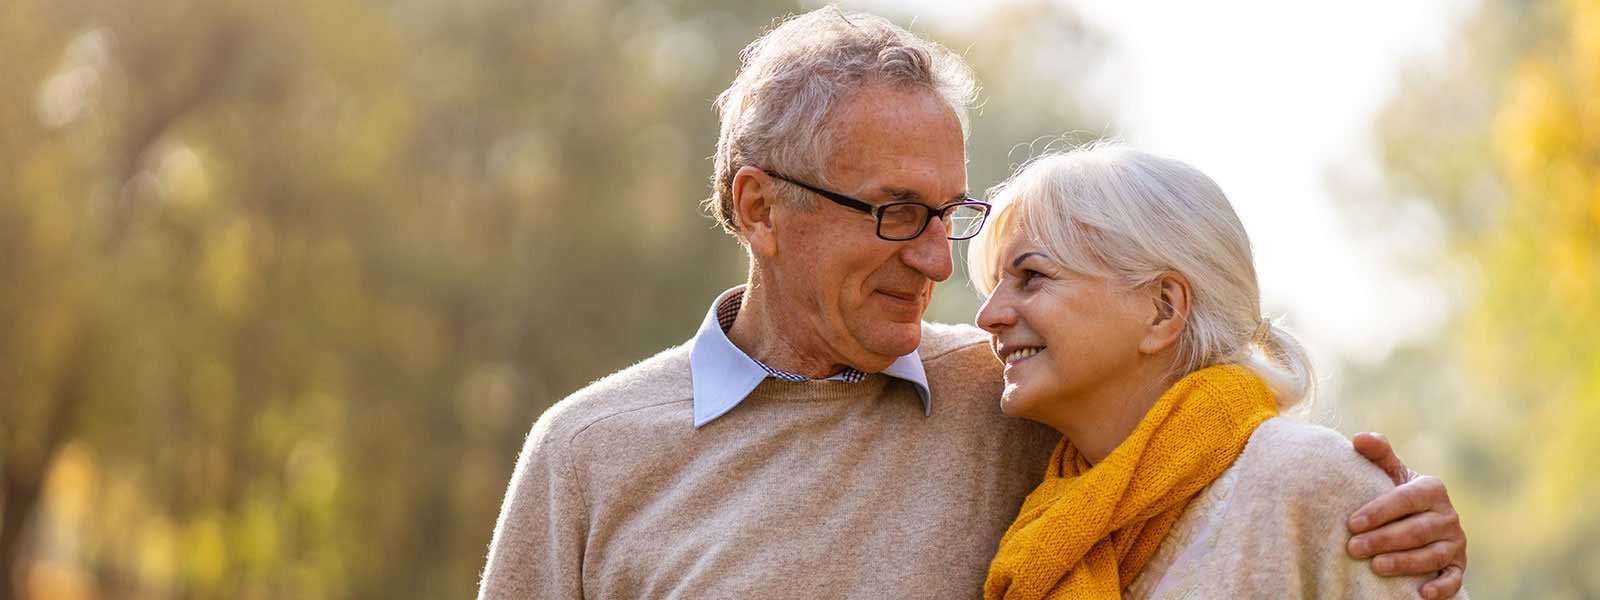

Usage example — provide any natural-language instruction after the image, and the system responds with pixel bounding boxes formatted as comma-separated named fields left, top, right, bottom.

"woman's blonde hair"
left=967, top=142, right=1315, bottom=407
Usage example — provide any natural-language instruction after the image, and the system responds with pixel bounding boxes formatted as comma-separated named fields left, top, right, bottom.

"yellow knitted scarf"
left=984, top=364, right=1279, bottom=600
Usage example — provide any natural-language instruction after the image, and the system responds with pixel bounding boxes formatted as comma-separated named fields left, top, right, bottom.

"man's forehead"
left=821, top=85, right=967, bottom=181
left=823, top=144, right=969, bottom=200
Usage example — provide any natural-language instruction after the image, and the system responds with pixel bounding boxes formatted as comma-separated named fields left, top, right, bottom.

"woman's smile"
left=1003, top=346, right=1044, bottom=365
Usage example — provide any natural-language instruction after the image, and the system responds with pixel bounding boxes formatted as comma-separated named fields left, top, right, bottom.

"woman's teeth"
left=1005, top=347, right=1042, bottom=364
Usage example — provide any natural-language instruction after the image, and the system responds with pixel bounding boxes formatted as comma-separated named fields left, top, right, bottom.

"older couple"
left=479, top=8, right=1466, bottom=599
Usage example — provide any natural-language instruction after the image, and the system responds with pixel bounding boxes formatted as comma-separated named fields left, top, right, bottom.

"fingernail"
left=1374, top=557, right=1393, bottom=573
left=1351, top=516, right=1369, bottom=531
left=1350, top=538, right=1368, bottom=557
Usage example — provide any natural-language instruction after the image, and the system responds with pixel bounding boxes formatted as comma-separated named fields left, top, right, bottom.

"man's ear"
left=730, top=166, right=780, bottom=257
left=1138, top=271, right=1191, bottom=355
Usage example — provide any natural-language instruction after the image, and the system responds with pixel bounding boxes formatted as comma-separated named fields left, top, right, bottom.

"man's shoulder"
left=534, top=343, right=694, bottom=442
left=917, top=322, right=1009, bottom=417
left=918, top=322, right=990, bottom=362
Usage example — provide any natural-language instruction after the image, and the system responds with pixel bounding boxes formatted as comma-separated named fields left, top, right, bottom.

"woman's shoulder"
left=1243, top=416, right=1358, bottom=458
left=1232, top=416, right=1395, bottom=503
left=1131, top=417, right=1427, bottom=598
left=1129, top=417, right=1426, bottom=598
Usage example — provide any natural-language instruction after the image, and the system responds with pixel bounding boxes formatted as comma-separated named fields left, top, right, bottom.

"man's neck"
left=725, top=284, right=847, bottom=378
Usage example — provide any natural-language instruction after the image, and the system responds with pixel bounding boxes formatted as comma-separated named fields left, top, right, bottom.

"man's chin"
left=856, top=322, right=922, bottom=360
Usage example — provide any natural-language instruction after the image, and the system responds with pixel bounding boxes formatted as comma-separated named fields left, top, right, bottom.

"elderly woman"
left=968, top=143, right=1460, bottom=599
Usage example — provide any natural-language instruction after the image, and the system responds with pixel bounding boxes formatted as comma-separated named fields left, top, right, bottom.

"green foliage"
left=0, top=1, right=1103, bottom=597
left=1344, top=0, right=1600, bottom=596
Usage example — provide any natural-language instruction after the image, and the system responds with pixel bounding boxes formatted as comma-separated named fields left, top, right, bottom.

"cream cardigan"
left=1126, top=416, right=1456, bottom=599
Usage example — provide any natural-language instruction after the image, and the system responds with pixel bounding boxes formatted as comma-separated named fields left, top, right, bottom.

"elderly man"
left=479, top=8, right=1466, bottom=599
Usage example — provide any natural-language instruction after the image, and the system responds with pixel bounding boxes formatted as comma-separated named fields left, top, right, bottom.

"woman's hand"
left=1345, top=432, right=1467, bottom=599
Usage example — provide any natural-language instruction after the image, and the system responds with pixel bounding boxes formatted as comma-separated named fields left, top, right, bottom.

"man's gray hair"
left=706, top=7, right=979, bottom=235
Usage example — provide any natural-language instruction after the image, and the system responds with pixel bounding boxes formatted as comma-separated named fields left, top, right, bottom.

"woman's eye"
left=1018, top=269, right=1042, bottom=287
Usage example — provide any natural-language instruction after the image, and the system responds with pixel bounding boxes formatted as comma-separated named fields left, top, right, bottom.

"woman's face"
left=975, top=236, right=1153, bottom=422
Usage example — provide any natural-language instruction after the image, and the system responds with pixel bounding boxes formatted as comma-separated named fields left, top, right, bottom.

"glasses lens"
left=878, top=203, right=929, bottom=240
left=947, top=204, right=988, bottom=239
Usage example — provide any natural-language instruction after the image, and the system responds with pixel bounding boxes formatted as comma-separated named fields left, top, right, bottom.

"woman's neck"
left=1042, top=363, right=1178, bottom=467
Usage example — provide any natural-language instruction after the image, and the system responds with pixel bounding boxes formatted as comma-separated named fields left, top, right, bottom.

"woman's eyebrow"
left=1010, top=251, right=1047, bottom=268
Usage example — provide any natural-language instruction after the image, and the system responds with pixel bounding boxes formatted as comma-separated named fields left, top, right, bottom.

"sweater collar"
left=689, top=286, right=931, bottom=428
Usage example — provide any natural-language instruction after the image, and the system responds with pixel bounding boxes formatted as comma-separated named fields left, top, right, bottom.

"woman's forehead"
left=998, top=234, right=1047, bottom=264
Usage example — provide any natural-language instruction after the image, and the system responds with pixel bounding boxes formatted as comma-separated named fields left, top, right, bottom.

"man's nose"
left=900, top=217, right=954, bottom=282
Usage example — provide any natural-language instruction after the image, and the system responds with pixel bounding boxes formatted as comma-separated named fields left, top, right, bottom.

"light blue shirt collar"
left=689, top=286, right=931, bottom=428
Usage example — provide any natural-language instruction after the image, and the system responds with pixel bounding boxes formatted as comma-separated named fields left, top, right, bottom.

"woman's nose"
left=976, top=287, right=1016, bottom=333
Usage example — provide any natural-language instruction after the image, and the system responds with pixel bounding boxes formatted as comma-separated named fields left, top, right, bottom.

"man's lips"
left=875, top=289, right=921, bottom=304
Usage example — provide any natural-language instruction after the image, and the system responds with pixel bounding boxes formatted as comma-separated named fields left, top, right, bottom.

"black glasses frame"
left=762, top=170, right=991, bottom=241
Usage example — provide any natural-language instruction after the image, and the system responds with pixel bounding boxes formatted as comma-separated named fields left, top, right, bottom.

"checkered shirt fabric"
left=715, top=290, right=866, bottom=384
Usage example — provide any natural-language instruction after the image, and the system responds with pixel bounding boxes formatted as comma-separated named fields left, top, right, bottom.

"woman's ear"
left=1139, top=271, right=1191, bottom=355
left=730, top=166, right=779, bottom=257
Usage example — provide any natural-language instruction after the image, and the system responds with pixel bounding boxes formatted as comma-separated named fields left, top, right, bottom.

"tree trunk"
left=1, top=333, right=92, bottom=600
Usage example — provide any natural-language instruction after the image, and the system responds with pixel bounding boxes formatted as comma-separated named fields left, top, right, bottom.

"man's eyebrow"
left=1011, top=251, right=1047, bottom=268
left=877, top=186, right=973, bottom=205
left=878, top=186, right=924, bottom=203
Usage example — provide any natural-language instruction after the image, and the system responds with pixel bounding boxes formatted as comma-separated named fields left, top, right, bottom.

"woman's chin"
left=998, top=386, right=1036, bottom=418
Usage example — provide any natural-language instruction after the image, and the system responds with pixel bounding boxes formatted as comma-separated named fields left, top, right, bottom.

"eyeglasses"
left=763, top=170, right=991, bottom=241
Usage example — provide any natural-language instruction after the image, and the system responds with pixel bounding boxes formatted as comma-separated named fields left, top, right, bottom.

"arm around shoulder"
left=1228, top=419, right=1436, bottom=599
left=478, top=406, right=588, bottom=600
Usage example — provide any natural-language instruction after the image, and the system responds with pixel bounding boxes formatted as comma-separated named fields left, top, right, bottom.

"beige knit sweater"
left=478, top=322, right=1431, bottom=599
left=1126, top=417, right=1441, bottom=599
left=478, top=323, right=1060, bottom=599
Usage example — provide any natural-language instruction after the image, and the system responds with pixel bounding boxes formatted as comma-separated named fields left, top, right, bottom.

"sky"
left=871, top=0, right=1479, bottom=375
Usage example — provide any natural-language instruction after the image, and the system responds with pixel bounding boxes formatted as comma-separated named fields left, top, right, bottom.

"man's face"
left=765, top=83, right=967, bottom=372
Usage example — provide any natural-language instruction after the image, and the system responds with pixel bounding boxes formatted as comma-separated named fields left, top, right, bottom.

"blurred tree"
left=1341, top=0, right=1600, bottom=597
left=0, top=0, right=1103, bottom=598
